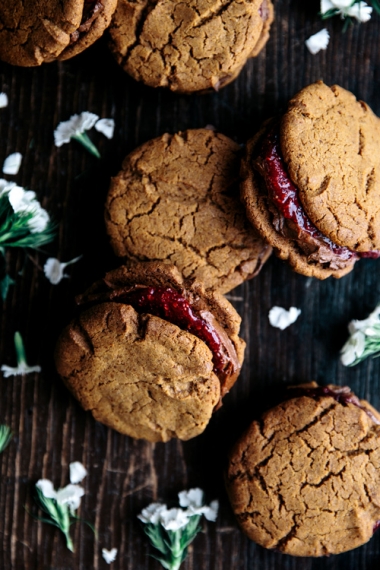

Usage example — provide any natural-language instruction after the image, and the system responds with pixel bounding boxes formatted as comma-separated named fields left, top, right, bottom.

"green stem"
left=72, top=133, right=100, bottom=159
left=14, top=331, right=27, bottom=366
left=64, top=530, right=75, bottom=553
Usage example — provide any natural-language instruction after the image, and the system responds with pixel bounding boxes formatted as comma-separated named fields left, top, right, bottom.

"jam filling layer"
left=70, top=1, right=104, bottom=44
left=107, top=286, right=236, bottom=379
left=257, top=126, right=380, bottom=261
left=289, top=385, right=380, bottom=425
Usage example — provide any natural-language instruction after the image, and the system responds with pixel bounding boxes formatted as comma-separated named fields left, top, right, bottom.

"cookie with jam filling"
left=241, top=81, right=380, bottom=279
left=226, top=382, right=380, bottom=556
left=0, top=0, right=117, bottom=66
left=55, top=261, right=245, bottom=442
left=109, top=0, right=274, bottom=93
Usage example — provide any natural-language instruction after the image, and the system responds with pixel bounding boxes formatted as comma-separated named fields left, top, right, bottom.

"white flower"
left=7, top=185, right=50, bottom=233
left=320, top=0, right=372, bottom=21
left=56, top=484, right=85, bottom=513
left=178, top=488, right=204, bottom=508
left=138, top=503, right=168, bottom=525
left=3, top=152, right=22, bottom=175
left=305, top=29, right=330, bottom=55
left=43, top=256, right=82, bottom=285
left=95, top=118, right=115, bottom=139
left=1, top=361, right=41, bottom=377
left=36, top=479, right=57, bottom=499
left=348, top=304, right=380, bottom=334
left=268, top=306, right=301, bottom=330
left=160, top=508, right=190, bottom=531
left=102, top=548, right=118, bottom=564
left=69, top=461, right=87, bottom=484
left=341, top=330, right=366, bottom=366
left=54, top=112, right=99, bottom=147
left=0, top=93, right=8, bottom=108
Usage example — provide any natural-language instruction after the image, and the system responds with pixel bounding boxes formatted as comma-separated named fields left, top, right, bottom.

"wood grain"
left=1, top=1, right=380, bottom=568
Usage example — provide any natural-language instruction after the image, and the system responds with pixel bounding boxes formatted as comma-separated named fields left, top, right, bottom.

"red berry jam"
left=374, top=521, right=380, bottom=534
left=259, top=127, right=380, bottom=260
left=112, top=287, right=229, bottom=376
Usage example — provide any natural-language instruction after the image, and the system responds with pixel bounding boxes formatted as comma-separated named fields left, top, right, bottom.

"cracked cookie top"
left=0, top=0, right=117, bottom=66
left=105, top=129, right=271, bottom=294
left=55, top=261, right=245, bottom=442
left=281, top=82, right=380, bottom=252
left=226, top=382, right=380, bottom=557
left=108, top=0, right=274, bottom=93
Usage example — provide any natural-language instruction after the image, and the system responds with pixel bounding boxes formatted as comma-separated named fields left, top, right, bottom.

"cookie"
left=55, top=261, right=245, bottom=442
left=241, top=82, right=380, bottom=279
left=0, top=0, right=117, bottom=66
left=108, top=0, right=274, bottom=93
left=105, top=129, right=271, bottom=294
left=226, top=382, right=380, bottom=557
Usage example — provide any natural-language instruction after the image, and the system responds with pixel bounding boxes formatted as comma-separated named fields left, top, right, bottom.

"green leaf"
left=0, top=274, right=15, bottom=302
left=320, top=7, right=340, bottom=19
left=0, top=424, right=12, bottom=453
left=72, top=133, right=101, bottom=159
left=33, top=488, right=74, bottom=552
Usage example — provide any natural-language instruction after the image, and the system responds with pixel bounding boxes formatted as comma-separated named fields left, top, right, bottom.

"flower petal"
left=0, top=93, right=8, bottom=108
left=159, top=508, right=190, bottom=531
left=102, top=548, right=118, bottom=564
left=44, top=259, right=66, bottom=285
left=36, top=479, right=57, bottom=500
left=269, top=306, right=301, bottom=330
left=178, top=488, right=204, bottom=508
left=138, top=503, right=168, bottom=524
left=56, top=484, right=85, bottom=511
left=1, top=363, right=41, bottom=377
left=3, top=152, right=22, bottom=175
left=320, top=0, right=335, bottom=13
left=69, top=461, right=88, bottom=484
left=305, top=29, right=330, bottom=55
left=54, top=112, right=99, bottom=147
left=95, top=118, right=115, bottom=139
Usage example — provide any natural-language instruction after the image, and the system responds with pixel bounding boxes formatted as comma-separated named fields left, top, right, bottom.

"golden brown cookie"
left=0, top=0, right=117, bottom=66
left=105, top=129, right=271, bottom=294
left=55, top=262, right=245, bottom=442
left=241, top=82, right=380, bottom=280
left=108, top=0, right=274, bottom=93
left=226, top=382, right=380, bottom=557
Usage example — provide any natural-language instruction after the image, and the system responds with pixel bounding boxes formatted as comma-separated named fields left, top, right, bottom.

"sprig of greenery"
left=344, top=322, right=380, bottom=366
left=0, top=274, right=14, bottom=301
left=34, top=487, right=75, bottom=552
left=0, top=424, right=12, bottom=453
left=143, top=516, right=202, bottom=570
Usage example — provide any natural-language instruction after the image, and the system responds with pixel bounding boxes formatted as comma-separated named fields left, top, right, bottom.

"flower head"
left=43, top=256, right=82, bottom=285
left=3, top=152, right=22, bottom=175
left=268, top=306, right=301, bottom=330
left=160, top=508, right=190, bottom=531
left=69, top=461, right=87, bottom=484
left=1, top=331, right=41, bottom=378
left=341, top=304, right=380, bottom=366
left=305, top=29, right=330, bottom=54
left=138, top=503, right=168, bottom=525
left=102, top=548, right=118, bottom=564
left=95, top=118, right=115, bottom=139
left=7, top=185, right=50, bottom=233
left=54, top=112, right=101, bottom=158
left=320, top=0, right=373, bottom=23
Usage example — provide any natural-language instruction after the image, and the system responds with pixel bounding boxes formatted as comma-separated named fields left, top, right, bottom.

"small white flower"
left=178, top=488, right=204, bottom=509
left=347, top=1, right=372, bottom=21
left=36, top=479, right=57, bottom=500
left=69, top=461, right=87, bottom=484
left=102, top=548, right=118, bottom=564
left=1, top=362, right=41, bottom=377
left=7, top=185, right=50, bottom=233
left=54, top=112, right=99, bottom=147
left=305, top=29, right=330, bottom=55
left=341, top=330, right=366, bottom=366
left=138, top=503, right=168, bottom=525
left=0, top=93, right=8, bottom=108
left=43, top=256, right=82, bottom=285
left=320, top=0, right=372, bottom=21
left=95, top=118, right=115, bottom=139
left=3, top=152, right=22, bottom=175
left=159, top=508, right=190, bottom=531
left=56, top=484, right=85, bottom=513
left=348, top=304, right=380, bottom=334
left=268, top=306, right=301, bottom=330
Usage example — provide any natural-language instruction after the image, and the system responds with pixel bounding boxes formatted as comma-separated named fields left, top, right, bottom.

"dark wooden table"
left=1, top=1, right=380, bottom=568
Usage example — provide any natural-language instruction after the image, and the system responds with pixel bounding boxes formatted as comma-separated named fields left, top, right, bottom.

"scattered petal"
left=160, top=508, right=190, bottom=531
left=0, top=93, right=8, bottom=108
left=54, top=112, right=99, bottom=147
left=138, top=503, right=168, bottom=525
left=178, top=488, right=204, bottom=509
left=306, top=29, right=330, bottom=55
left=3, top=152, right=22, bottom=175
left=268, top=306, right=301, bottom=330
left=43, top=256, right=82, bottom=285
left=69, top=461, right=87, bottom=484
left=95, top=118, right=115, bottom=139
left=36, top=479, right=58, bottom=500
left=102, top=548, right=118, bottom=564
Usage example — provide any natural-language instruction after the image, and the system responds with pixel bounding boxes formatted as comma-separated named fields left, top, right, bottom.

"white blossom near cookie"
left=305, top=29, right=330, bottom=54
left=138, top=488, right=218, bottom=570
left=95, top=118, right=115, bottom=139
left=0, top=180, right=54, bottom=255
left=69, top=461, right=88, bottom=484
left=3, top=152, right=22, bottom=175
left=268, top=306, right=301, bottom=330
left=32, top=462, right=92, bottom=552
left=1, top=332, right=41, bottom=377
left=43, top=256, right=82, bottom=285
left=341, top=304, right=380, bottom=366
left=54, top=112, right=100, bottom=158
left=320, top=0, right=375, bottom=25
left=102, top=548, right=118, bottom=564
left=0, top=93, right=8, bottom=108
left=0, top=424, right=12, bottom=453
